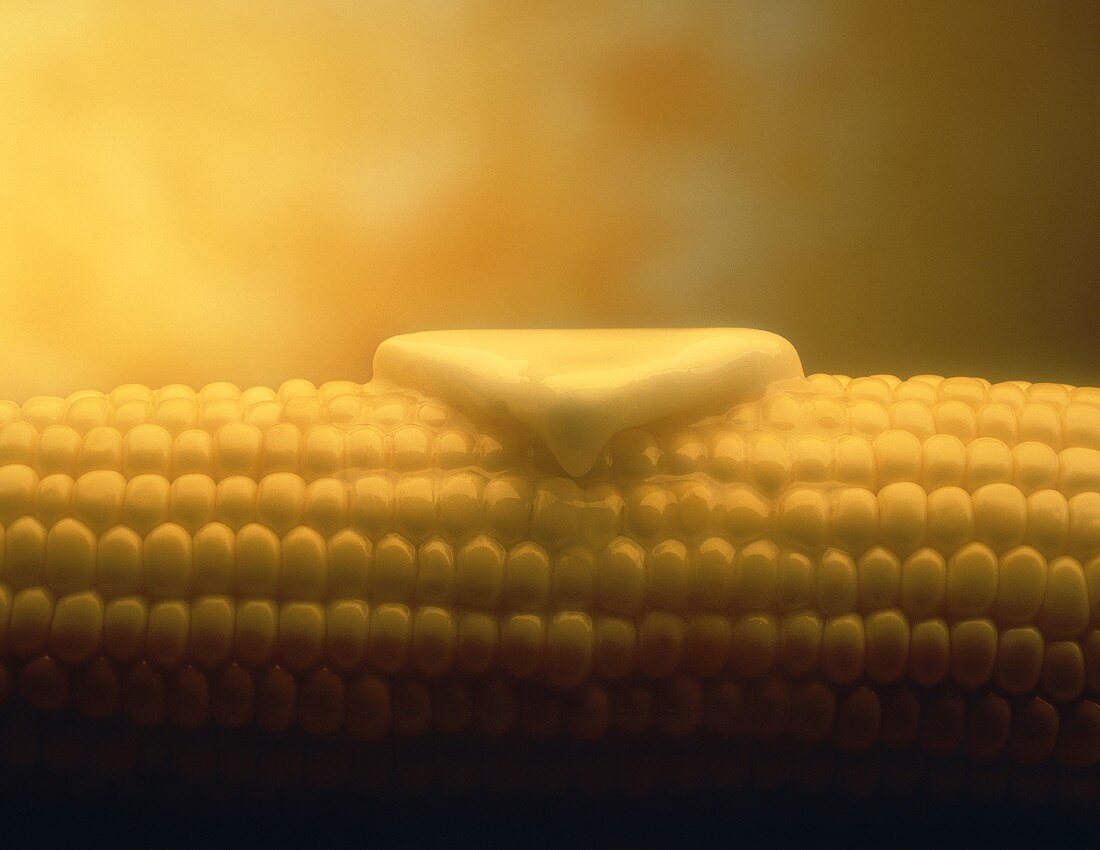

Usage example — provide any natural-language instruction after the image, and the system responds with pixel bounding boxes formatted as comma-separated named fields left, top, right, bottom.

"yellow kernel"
left=483, top=475, right=532, bottom=546
left=213, top=476, right=257, bottom=531
left=301, top=425, right=344, bottom=482
left=327, top=529, right=371, bottom=599
left=865, top=609, right=909, bottom=684
left=899, top=546, right=947, bottom=619
left=789, top=434, right=833, bottom=482
left=123, top=423, right=172, bottom=477
left=1060, top=447, right=1100, bottom=499
left=545, top=612, right=593, bottom=689
left=189, top=596, right=234, bottom=666
left=73, top=470, right=126, bottom=533
left=995, top=545, right=1047, bottom=627
left=298, top=667, right=346, bottom=736
left=96, top=525, right=142, bottom=598
left=277, top=601, right=325, bottom=671
left=345, top=426, right=387, bottom=470
left=500, top=613, right=545, bottom=678
left=349, top=474, right=394, bottom=537
left=392, top=425, right=431, bottom=471
left=950, top=619, right=997, bottom=688
left=829, top=487, right=878, bottom=554
left=456, top=535, right=505, bottom=609
left=123, top=473, right=170, bottom=535
left=0, top=421, right=37, bottom=466
left=1042, top=640, right=1085, bottom=702
left=945, top=542, right=998, bottom=617
left=77, top=426, right=123, bottom=474
left=778, top=612, right=822, bottom=676
left=835, top=435, right=876, bottom=487
left=36, top=425, right=80, bottom=475
left=689, top=537, right=738, bottom=612
left=594, top=616, right=636, bottom=679
left=45, top=517, right=96, bottom=594
left=171, top=429, right=213, bottom=477
left=192, top=522, right=234, bottom=595
left=989, top=382, right=1027, bottom=409
left=260, top=422, right=301, bottom=474
left=1026, top=489, right=1068, bottom=558
left=3, top=516, right=47, bottom=590
left=639, top=612, right=686, bottom=678
left=646, top=539, right=690, bottom=612
left=325, top=599, right=369, bottom=671
left=552, top=545, right=595, bottom=608
left=922, top=433, right=966, bottom=490
left=728, top=613, right=778, bottom=678
left=1019, top=402, right=1062, bottom=449
left=994, top=626, right=1044, bottom=695
left=718, top=485, right=771, bottom=543
left=821, top=614, right=864, bottom=685
left=103, top=596, right=148, bottom=661
left=1013, top=441, right=1060, bottom=494
left=850, top=376, right=893, bottom=405
left=0, top=464, right=38, bottom=525
left=816, top=548, right=857, bottom=616
left=850, top=400, right=890, bottom=437
left=19, top=655, right=70, bottom=713
left=596, top=537, right=645, bottom=615
left=72, top=656, right=121, bottom=719
left=33, top=473, right=74, bottom=526
left=433, top=429, right=473, bottom=469
left=123, top=660, right=167, bottom=726
left=213, top=422, right=262, bottom=480
left=777, top=486, right=828, bottom=551
left=143, top=523, right=192, bottom=599
left=909, top=618, right=950, bottom=687
left=1063, top=402, right=1100, bottom=450
left=210, top=662, right=254, bottom=728
left=394, top=474, right=436, bottom=543
left=874, top=429, right=922, bottom=486
left=857, top=546, right=901, bottom=612
left=168, top=664, right=211, bottom=729
left=965, top=437, right=1013, bottom=490
left=878, top=482, right=926, bottom=557
left=776, top=549, right=815, bottom=612
left=457, top=611, right=498, bottom=673
left=234, top=599, right=277, bottom=666
left=1041, top=556, right=1089, bottom=638
left=255, top=472, right=305, bottom=537
left=684, top=614, right=732, bottom=677
left=934, top=400, right=978, bottom=442
left=168, top=473, right=216, bottom=533
left=438, top=473, right=483, bottom=537
left=976, top=402, right=1018, bottom=445
left=346, top=674, right=391, bottom=741
left=281, top=526, right=327, bottom=601
left=366, top=602, right=411, bottom=673
left=414, top=538, right=454, bottom=604
left=235, top=523, right=280, bottom=597
left=890, top=400, right=935, bottom=440
left=258, top=664, right=298, bottom=736
left=750, top=436, right=790, bottom=496
left=302, top=477, right=348, bottom=536
left=708, top=432, right=747, bottom=482
left=925, top=486, right=973, bottom=556
left=972, top=483, right=1027, bottom=553
left=734, top=539, right=777, bottom=611
left=411, top=606, right=456, bottom=675
left=51, top=590, right=104, bottom=664
left=1069, top=492, right=1100, bottom=561
left=146, top=600, right=190, bottom=668
left=153, top=397, right=198, bottom=438
left=66, top=395, right=111, bottom=434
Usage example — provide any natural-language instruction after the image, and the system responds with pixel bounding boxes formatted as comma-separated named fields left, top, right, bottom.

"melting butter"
left=372, top=328, right=803, bottom=477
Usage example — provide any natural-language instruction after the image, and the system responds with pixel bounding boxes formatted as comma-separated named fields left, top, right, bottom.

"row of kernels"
left=841, top=374, right=1099, bottom=413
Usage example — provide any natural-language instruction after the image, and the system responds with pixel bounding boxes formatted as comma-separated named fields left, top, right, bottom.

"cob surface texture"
left=0, top=329, right=1098, bottom=779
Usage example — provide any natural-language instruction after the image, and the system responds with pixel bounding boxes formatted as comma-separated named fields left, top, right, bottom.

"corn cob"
left=0, top=328, right=1098, bottom=775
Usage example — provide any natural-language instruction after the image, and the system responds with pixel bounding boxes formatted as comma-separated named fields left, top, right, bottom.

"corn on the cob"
left=0, top=328, right=1098, bottom=775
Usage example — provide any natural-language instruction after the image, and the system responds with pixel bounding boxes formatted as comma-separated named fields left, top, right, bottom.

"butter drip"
left=371, top=329, right=804, bottom=477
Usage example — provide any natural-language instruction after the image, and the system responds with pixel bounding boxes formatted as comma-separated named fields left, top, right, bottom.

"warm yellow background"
left=1, top=2, right=1098, bottom=402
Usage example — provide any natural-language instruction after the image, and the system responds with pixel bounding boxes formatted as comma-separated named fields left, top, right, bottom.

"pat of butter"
left=373, top=328, right=803, bottom=477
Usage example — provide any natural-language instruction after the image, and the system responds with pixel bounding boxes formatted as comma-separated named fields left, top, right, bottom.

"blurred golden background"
left=1, top=1, right=1098, bottom=401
